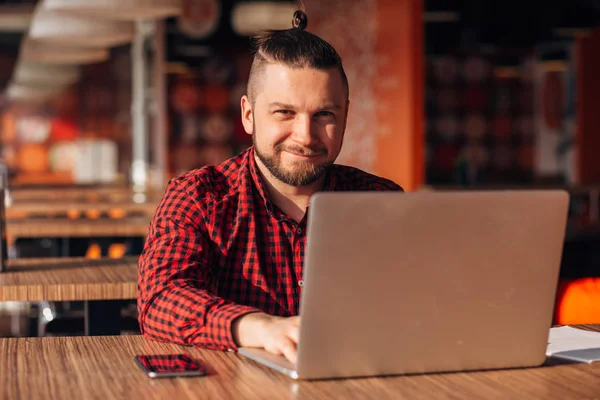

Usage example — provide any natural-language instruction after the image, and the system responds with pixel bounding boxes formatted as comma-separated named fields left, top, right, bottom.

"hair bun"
left=292, top=10, right=308, bottom=30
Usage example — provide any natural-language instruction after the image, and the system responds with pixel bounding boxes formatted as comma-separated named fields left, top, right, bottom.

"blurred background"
left=0, top=0, right=598, bottom=189
left=0, top=0, right=598, bottom=336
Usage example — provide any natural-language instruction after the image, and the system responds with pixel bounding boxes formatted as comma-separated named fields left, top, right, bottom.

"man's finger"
left=280, top=338, right=297, bottom=365
left=287, top=325, right=300, bottom=344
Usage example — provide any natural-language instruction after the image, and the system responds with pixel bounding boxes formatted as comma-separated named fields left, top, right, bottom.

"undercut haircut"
left=246, top=10, right=349, bottom=106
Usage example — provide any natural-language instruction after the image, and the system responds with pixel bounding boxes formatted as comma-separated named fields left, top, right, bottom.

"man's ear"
left=343, top=99, right=350, bottom=131
left=241, top=95, right=254, bottom=135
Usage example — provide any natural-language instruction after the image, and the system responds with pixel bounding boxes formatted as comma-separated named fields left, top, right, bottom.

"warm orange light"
left=555, top=278, right=600, bottom=324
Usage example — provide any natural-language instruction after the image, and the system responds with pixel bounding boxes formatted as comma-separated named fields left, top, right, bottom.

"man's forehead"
left=256, top=64, right=346, bottom=103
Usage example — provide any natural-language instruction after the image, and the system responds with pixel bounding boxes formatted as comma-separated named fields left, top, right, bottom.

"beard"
left=252, top=129, right=332, bottom=187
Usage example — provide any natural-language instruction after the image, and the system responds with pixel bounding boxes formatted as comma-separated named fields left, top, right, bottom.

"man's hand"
left=232, top=313, right=300, bottom=364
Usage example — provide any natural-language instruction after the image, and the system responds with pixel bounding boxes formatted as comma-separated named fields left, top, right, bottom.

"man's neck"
left=254, top=155, right=325, bottom=223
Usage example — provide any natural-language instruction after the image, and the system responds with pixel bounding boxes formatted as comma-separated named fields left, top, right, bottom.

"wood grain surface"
left=0, top=256, right=138, bottom=301
left=6, top=201, right=158, bottom=219
left=6, top=217, right=151, bottom=238
left=1, top=326, right=599, bottom=399
left=10, top=186, right=163, bottom=203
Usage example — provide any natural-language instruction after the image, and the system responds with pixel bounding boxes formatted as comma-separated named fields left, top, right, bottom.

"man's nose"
left=291, top=116, right=315, bottom=147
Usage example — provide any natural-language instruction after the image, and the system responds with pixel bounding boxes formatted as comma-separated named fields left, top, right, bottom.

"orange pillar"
left=576, top=27, right=600, bottom=184
left=306, top=0, right=424, bottom=191
left=374, top=0, right=424, bottom=191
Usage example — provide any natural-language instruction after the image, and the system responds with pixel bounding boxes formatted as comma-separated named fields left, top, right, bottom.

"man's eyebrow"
left=267, top=102, right=342, bottom=110
left=268, top=102, right=296, bottom=109
left=316, top=103, right=342, bottom=111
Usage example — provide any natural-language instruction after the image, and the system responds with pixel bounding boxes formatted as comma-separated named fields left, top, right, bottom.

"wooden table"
left=6, top=201, right=158, bottom=219
left=6, top=217, right=151, bottom=239
left=0, top=256, right=138, bottom=302
left=10, top=186, right=163, bottom=203
left=1, top=326, right=600, bottom=399
left=0, top=256, right=139, bottom=336
left=6, top=187, right=158, bottom=244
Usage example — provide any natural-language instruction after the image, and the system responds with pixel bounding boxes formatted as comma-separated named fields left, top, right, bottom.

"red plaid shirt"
left=138, top=147, right=403, bottom=351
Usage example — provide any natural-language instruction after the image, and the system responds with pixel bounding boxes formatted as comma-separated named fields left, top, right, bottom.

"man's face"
left=241, top=63, right=348, bottom=187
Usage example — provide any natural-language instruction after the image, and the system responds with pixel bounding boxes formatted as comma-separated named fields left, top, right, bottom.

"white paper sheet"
left=546, top=326, right=600, bottom=363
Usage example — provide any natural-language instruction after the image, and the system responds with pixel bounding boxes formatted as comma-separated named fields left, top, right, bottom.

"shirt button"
left=298, top=280, right=304, bottom=287
left=296, top=227, right=302, bottom=234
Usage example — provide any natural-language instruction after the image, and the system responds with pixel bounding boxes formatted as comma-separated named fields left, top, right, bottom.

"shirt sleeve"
left=138, top=178, right=260, bottom=351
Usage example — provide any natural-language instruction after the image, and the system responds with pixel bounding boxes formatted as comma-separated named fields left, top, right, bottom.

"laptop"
left=238, top=190, right=569, bottom=380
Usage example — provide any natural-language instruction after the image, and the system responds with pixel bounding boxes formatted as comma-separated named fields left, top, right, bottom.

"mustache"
left=274, top=143, right=327, bottom=156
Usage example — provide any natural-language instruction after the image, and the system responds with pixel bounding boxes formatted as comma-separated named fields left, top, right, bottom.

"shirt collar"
left=323, top=168, right=337, bottom=192
left=247, top=146, right=273, bottom=212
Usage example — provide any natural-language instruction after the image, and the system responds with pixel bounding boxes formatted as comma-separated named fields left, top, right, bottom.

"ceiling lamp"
left=13, top=63, right=80, bottom=86
left=43, top=0, right=182, bottom=21
left=19, top=39, right=109, bottom=65
left=29, top=7, right=134, bottom=48
left=231, top=2, right=297, bottom=36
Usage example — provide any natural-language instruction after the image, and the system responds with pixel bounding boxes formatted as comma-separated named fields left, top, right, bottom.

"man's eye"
left=276, top=110, right=294, bottom=115
left=315, top=111, right=334, bottom=117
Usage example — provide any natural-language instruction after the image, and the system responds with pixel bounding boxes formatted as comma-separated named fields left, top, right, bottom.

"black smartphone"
left=134, top=354, right=207, bottom=378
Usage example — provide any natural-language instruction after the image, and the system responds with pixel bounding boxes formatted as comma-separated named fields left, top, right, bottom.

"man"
left=138, top=10, right=403, bottom=364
